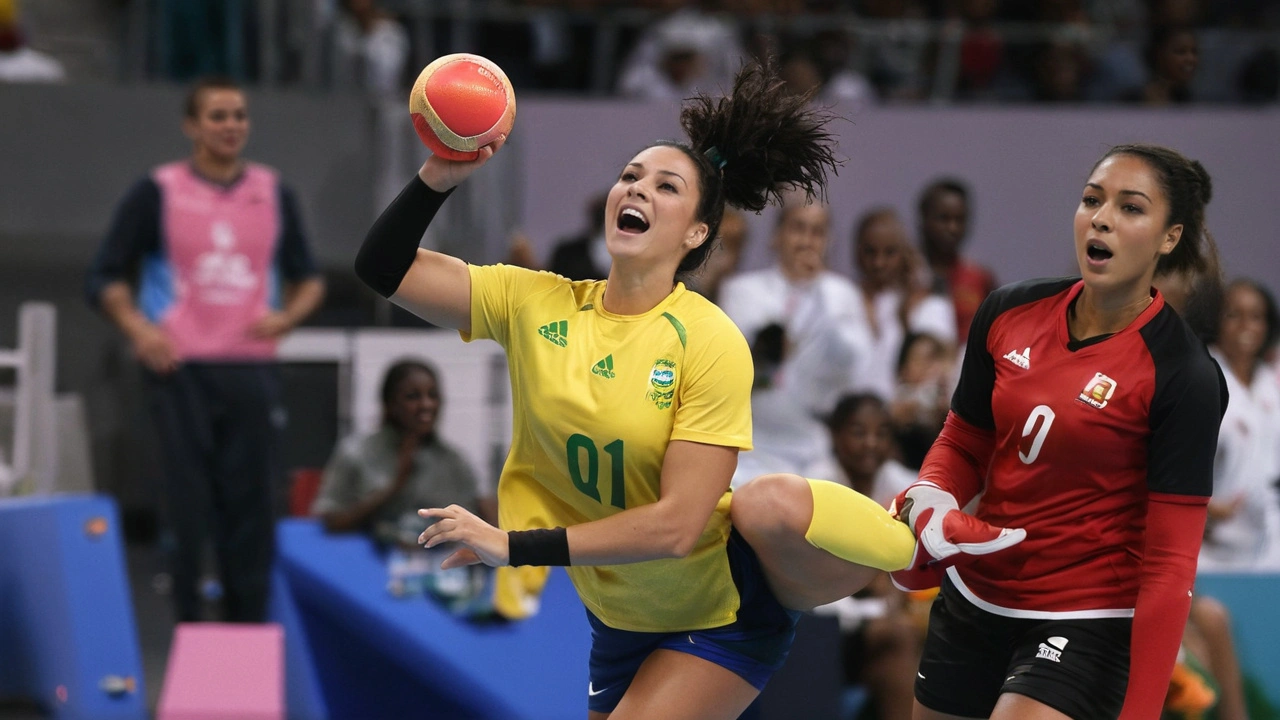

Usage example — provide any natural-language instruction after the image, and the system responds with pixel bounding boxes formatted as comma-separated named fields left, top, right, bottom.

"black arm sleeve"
left=354, top=174, right=455, bottom=298
left=85, top=177, right=162, bottom=308
left=275, top=184, right=320, bottom=282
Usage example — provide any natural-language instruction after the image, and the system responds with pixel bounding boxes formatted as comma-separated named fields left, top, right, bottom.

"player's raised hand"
left=419, top=135, right=507, bottom=193
left=417, top=504, right=509, bottom=568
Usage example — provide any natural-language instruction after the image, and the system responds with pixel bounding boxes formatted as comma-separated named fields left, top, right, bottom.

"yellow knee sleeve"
left=803, top=478, right=916, bottom=572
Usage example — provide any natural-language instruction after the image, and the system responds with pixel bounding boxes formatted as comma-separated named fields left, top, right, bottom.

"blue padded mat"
left=274, top=519, right=590, bottom=720
left=0, top=495, right=146, bottom=720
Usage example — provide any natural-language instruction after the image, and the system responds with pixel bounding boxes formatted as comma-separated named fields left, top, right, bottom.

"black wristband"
left=508, top=527, right=571, bottom=567
left=354, top=175, right=455, bottom=298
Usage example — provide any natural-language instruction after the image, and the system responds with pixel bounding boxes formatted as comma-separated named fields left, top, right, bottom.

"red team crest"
left=1078, top=373, right=1117, bottom=409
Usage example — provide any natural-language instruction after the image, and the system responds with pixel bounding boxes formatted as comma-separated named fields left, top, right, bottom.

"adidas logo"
left=592, top=355, right=616, bottom=379
left=538, top=320, right=568, bottom=347
left=1036, top=636, right=1068, bottom=663
left=1003, top=346, right=1031, bottom=370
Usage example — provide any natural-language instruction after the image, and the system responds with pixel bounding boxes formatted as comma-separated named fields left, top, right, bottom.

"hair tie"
left=704, top=146, right=728, bottom=171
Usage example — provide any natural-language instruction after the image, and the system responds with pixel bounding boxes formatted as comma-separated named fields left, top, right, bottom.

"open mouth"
left=617, top=207, right=650, bottom=234
left=1086, top=241, right=1113, bottom=262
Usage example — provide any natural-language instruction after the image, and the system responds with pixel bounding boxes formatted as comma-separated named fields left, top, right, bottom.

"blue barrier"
left=272, top=519, right=591, bottom=720
left=0, top=495, right=146, bottom=720
left=1194, top=573, right=1280, bottom=705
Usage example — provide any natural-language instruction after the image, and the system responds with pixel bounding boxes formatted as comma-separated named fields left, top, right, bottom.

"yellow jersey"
left=463, top=264, right=754, bottom=632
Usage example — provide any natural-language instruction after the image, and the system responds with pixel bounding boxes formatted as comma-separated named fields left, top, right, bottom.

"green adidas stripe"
left=661, top=312, right=687, bottom=348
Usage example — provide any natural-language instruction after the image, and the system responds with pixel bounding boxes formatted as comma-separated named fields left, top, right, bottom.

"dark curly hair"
left=1107, top=144, right=1222, bottom=343
left=1093, top=143, right=1213, bottom=278
left=643, top=59, right=841, bottom=275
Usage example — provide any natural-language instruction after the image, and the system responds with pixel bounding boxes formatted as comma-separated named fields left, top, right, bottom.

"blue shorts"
left=585, top=529, right=801, bottom=713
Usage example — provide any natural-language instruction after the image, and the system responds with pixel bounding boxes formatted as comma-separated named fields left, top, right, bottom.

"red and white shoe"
left=888, top=483, right=1026, bottom=592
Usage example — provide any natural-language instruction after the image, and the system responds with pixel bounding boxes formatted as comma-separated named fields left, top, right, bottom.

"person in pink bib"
left=86, top=76, right=325, bottom=622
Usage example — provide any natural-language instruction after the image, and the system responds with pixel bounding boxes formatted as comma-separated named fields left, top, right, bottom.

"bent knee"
left=731, top=473, right=813, bottom=536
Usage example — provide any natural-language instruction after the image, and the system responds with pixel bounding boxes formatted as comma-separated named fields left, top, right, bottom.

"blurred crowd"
left=4, top=0, right=1279, bottom=106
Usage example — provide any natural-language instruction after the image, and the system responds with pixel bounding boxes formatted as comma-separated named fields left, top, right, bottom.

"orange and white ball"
left=409, top=53, right=516, bottom=162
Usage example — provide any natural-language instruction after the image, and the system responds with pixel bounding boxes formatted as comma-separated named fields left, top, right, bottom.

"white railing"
left=0, top=303, right=58, bottom=496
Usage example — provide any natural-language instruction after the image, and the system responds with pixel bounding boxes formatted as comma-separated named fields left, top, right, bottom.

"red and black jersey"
left=944, top=277, right=1226, bottom=617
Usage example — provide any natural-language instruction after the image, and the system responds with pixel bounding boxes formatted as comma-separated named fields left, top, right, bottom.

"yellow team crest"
left=647, top=358, right=677, bottom=409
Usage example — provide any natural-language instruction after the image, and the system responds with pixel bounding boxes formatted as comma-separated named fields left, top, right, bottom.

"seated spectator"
left=0, top=0, right=65, bottom=83
left=858, top=0, right=931, bottom=100
left=721, top=199, right=871, bottom=476
left=1202, top=279, right=1280, bottom=570
left=686, top=207, right=748, bottom=304
left=616, top=5, right=747, bottom=100
left=778, top=40, right=874, bottom=108
left=953, top=0, right=1005, bottom=101
left=805, top=394, right=921, bottom=720
left=312, top=359, right=493, bottom=548
left=547, top=192, right=609, bottom=281
left=331, top=0, right=409, bottom=96
left=915, top=178, right=996, bottom=341
left=889, top=332, right=952, bottom=469
left=849, top=207, right=955, bottom=401
left=1130, top=24, right=1199, bottom=105
left=1030, top=37, right=1090, bottom=103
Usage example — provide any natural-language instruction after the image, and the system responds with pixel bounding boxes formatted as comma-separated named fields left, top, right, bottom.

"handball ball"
left=409, top=53, right=516, bottom=162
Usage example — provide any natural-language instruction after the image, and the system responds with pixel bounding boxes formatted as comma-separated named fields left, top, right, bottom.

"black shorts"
left=916, top=576, right=1131, bottom=719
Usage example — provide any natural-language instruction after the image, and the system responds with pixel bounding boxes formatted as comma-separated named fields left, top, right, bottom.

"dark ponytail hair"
left=649, top=59, right=841, bottom=275
left=1108, top=144, right=1222, bottom=343
left=1094, top=144, right=1213, bottom=277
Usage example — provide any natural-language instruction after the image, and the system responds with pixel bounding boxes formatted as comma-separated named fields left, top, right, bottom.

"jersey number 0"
left=567, top=434, right=626, bottom=509
left=1019, top=405, right=1055, bottom=464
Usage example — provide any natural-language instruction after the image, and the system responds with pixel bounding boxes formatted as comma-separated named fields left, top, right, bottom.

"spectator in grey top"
left=312, top=359, right=493, bottom=547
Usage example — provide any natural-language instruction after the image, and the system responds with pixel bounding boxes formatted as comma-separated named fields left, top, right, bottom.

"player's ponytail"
left=652, top=59, right=841, bottom=275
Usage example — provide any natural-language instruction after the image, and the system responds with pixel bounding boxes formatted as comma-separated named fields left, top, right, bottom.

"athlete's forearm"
left=915, top=411, right=993, bottom=507
left=564, top=500, right=709, bottom=564
left=354, top=174, right=454, bottom=298
left=1119, top=494, right=1207, bottom=719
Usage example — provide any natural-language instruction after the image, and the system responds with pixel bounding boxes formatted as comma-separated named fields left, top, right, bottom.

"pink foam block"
left=158, top=623, right=285, bottom=720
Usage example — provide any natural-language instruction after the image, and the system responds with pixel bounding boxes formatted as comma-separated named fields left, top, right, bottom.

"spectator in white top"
left=331, top=0, right=409, bottom=96
left=1202, top=279, right=1280, bottom=570
left=721, top=199, right=871, bottom=479
left=617, top=5, right=747, bottom=100
left=849, top=207, right=955, bottom=401
left=0, top=0, right=64, bottom=83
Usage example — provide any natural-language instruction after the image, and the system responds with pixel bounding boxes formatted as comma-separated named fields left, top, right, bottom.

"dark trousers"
left=145, top=363, right=282, bottom=622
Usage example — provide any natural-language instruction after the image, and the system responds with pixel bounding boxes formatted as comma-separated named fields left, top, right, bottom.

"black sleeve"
left=949, top=276, right=1077, bottom=430
left=354, top=175, right=454, bottom=298
left=275, top=184, right=320, bottom=282
left=1142, top=310, right=1228, bottom=497
left=85, top=177, right=162, bottom=309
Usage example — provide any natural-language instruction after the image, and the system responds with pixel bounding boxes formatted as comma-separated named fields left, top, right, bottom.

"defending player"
left=889, top=144, right=1227, bottom=719
left=355, top=60, right=937, bottom=719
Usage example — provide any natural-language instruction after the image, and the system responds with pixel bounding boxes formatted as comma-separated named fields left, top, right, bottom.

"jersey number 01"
left=1019, top=405, right=1055, bottom=465
left=567, top=434, right=626, bottom=509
